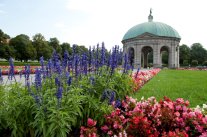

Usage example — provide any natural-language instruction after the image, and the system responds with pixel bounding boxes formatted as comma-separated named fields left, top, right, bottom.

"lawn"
left=133, top=69, right=207, bottom=107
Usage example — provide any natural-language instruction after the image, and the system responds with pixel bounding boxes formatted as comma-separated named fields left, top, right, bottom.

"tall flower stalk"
left=8, top=57, right=16, bottom=81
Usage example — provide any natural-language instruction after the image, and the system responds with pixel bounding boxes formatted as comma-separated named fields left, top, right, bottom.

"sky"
left=0, top=0, right=207, bottom=50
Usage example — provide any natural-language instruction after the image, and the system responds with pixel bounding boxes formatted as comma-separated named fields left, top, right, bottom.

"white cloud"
left=64, top=0, right=207, bottom=49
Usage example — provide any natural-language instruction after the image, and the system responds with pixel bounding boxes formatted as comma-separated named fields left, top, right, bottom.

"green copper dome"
left=122, top=21, right=181, bottom=41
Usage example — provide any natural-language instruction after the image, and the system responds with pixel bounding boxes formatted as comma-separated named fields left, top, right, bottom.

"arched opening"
left=141, top=46, right=153, bottom=68
left=160, top=46, right=169, bottom=67
left=128, top=47, right=134, bottom=66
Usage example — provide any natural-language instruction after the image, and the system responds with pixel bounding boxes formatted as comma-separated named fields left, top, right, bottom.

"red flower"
left=87, top=118, right=97, bottom=127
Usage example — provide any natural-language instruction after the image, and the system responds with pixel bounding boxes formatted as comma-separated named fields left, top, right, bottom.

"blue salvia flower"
left=0, top=68, right=3, bottom=83
left=47, top=59, right=52, bottom=71
left=96, top=43, right=99, bottom=70
left=127, top=64, right=131, bottom=72
left=40, top=56, right=44, bottom=71
left=68, top=56, right=72, bottom=73
left=82, top=53, right=88, bottom=75
left=67, top=76, right=72, bottom=86
left=101, top=42, right=105, bottom=66
left=74, top=55, right=79, bottom=77
left=8, top=57, right=15, bottom=80
left=117, top=48, right=123, bottom=65
left=55, top=77, right=61, bottom=86
left=88, top=46, right=92, bottom=72
left=63, top=51, right=69, bottom=69
left=52, top=50, right=59, bottom=71
left=90, top=76, right=95, bottom=85
left=47, top=59, right=52, bottom=77
left=109, top=91, right=116, bottom=104
left=35, top=68, right=42, bottom=90
left=115, top=99, right=121, bottom=108
left=56, top=86, right=63, bottom=99
left=101, top=89, right=110, bottom=101
left=107, top=50, right=111, bottom=68
left=24, top=65, right=30, bottom=81
left=123, top=53, right=128, bottom=73
left=91, top=46, right=96, bottom=71
left=56, top=86, right=63, bottom=108
left=135, top=67, right=140, bottom=79
left=56, top=61, right=62, bottom=75
left=65, top=71, right=69, bottom=78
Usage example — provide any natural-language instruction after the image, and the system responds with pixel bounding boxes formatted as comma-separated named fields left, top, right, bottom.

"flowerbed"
left=82, top=96, right=207, bottom=137
left=0, top=66, right=38, bottom=75
left=132, top=69, right=161, bottom=91
left=1, top=44, right=207, bottom=137
left=177, top=67, right=207, bottom=71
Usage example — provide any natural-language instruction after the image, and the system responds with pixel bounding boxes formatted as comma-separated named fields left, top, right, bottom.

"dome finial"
left=148, top=8, right=153, bottom=22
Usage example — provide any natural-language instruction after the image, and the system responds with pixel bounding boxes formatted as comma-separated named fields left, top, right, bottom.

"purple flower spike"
left=67, top=76, right=72, bottom=86
left=40, top=56, right=44, bottom=71
left=115, top=99, right=121, bottom=108
left=8, top=57, right=15, bottom=80
left=101, top=42, right=105, bottom=67
left=109, top=91, right=116, bottom=104
left=56, top=86, right=63, bottom=99
left=63, top=51, right=69, bottom=69
left=35, top=68, right=42, bottom=90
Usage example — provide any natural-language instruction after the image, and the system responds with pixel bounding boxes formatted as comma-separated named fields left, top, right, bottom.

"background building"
left=122, top=10, right=181, bottom=68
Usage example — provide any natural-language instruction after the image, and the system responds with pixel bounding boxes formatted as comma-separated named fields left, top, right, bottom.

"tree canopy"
left=32, top=33, right=52, bottom=60
left=190, top=43, right=207, bottom=64
left=10, top=34, right=36, bottom=62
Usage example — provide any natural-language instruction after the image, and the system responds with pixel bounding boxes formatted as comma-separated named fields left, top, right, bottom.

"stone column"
left=135, top=45, right=141, bottom=68
left=153, top=44, right=161, bottom=68
left=177, top=45, right=180, bottom=68
left=169, top=45, right=176, bottom=68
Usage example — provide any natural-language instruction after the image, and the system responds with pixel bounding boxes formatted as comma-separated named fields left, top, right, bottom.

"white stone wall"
left=122, top=35, right=180, bottom=68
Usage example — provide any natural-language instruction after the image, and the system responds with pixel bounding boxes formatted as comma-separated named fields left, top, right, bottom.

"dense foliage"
left=0, top=44, right=135, bottom=136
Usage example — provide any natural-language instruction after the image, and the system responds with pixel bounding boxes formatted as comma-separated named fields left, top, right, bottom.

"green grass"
left=133, top=70, right=207, bottom=107
left=0, top=61, right=40, bottom=66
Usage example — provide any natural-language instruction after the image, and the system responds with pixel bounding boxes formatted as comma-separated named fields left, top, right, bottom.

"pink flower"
left=101, top=125, right=109, bottom=133
left=87, top=118, right=97, bottom=127
left=176, top=98, right=184, bottom=104
left=113, top=121, right=119, bottom=129
left=107, top=130, right=113, bottom=136
left=174, top=111, right=180, bottom=117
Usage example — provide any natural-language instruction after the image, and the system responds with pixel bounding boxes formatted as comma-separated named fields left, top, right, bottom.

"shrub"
left=203, top=61, right=207, bottom=66
left=183, top=60, right=189, bottom=66
left=191, top=60, right=198, bottom=66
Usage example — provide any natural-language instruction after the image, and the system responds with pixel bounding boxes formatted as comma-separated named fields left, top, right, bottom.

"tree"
left=10, top=34, right=36, bottom=62
left=32, top=33, right=52, bottom=60
left=60, top=42, right=72, bottom=55
left=179, top=44, right=190, bottom=65
left=76, top=45, right=88, bottom=54
left=190, top=43, right=207, bottom=65
left=0, top=29, right=14, bottom=60
left=48, top=37, right=62, bottom=54
left=0, top=29, right=10, bottom=44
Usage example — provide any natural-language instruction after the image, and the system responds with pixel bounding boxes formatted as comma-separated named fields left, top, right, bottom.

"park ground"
left=133, top=69, right=207, bottom=107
